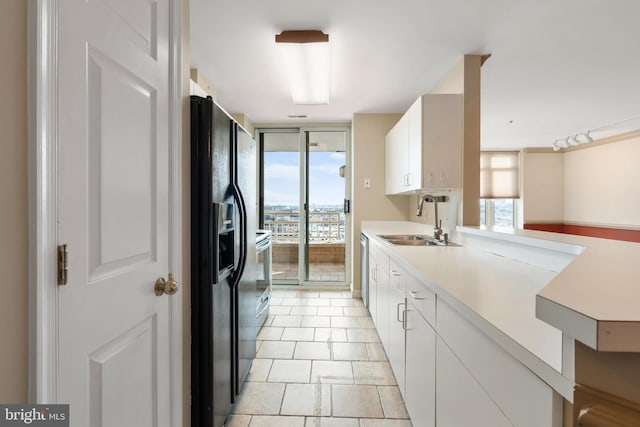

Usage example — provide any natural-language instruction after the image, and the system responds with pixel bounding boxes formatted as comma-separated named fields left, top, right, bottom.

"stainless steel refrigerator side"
left=232, top=124, right=258, bottom=399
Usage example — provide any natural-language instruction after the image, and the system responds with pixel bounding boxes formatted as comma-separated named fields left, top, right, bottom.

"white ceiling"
left=190, top=0, right=640, bottom=149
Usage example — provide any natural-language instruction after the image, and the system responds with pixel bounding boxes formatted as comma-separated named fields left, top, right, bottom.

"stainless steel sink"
left=377, top=234, right=460, bottom=247
left=378, top=234, right=431, bottom=241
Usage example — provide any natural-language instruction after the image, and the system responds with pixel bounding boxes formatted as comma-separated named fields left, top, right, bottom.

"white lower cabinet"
left=436, top=336, right=512, bottom=427
left=388, top=284, right=406, bottom=394
left=365, top=238, right=560, bottom=427
left=368, top=261, right=378, bottom=325
left=405, top=300, right=436, bottom=427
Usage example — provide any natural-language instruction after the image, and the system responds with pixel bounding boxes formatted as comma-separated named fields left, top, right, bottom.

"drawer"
left=369, top=239, right=389, bottom=274
left=405, top=274, right=435, bottom=327
left=389, top=258, right=406, bottom=295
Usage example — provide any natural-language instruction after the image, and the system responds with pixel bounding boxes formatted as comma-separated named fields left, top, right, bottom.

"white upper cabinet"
left=385, top=94, right=463, bottom=195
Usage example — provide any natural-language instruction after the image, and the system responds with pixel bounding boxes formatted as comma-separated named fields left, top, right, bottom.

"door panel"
left=87, top=48, right=157, bottom=280
left=57, top=0, right=172, bottom=425
left=89, top=317, right=157, bottom=427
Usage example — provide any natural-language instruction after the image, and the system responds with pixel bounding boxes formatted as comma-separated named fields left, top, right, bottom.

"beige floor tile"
left=331, top=316, right=374, bottom=329
left=232, top=382, right=285, bottom=415
left=256, top=341, right=296, bottom=359
left=257, top=327, right=284, bottom=341
left=378, top=386, right=410, bottom=419
left=267, top=359, right=311, bottom=383
left=314, top=328, right=348, bottom=343
left=365, top=343, right=388, bottom=361
left=304, top=417, right=360, bottom=427
left=282, top=298, right=309, bottom=306
left=268, top=305, right=292, bottom=315
left=225, top=414, right=251, bottom=427
left=297, top=291, right=320, bottom=298
left=318, top=291, right=347, bottom=299
left=346, top=328, right=381, bottom=343
left=342, top=306, right=370, bottom=317
left=358, top=420, right=413, bottom=427
left=280, top=383, right=331, bottom=416
left=317, top=306, right=344, bottom=316
left=353, top=362, right=397, bottom=386
left=332, top=342, right=369, bottom=361
left=269, top=297, right=284, bottom=305
left=331, top=384, right=384, bottom=418
left=330, top=299, right=359, bottom=307
left=271, top=315, right=303, bottom=327
left=304, top=298, right=332, bottom=307
left=294, top=342, right=331, bottom=360
left=310, top=360, right=354, bottom=384
left=301, top=316, right=331, bottom=328
left=281, top=327, right=315, bottom=341
left=290, top=306, right=318, bottom=315
left=249, top=416, right=305, bottom=427
left=246, top=358, right=273, bottom=382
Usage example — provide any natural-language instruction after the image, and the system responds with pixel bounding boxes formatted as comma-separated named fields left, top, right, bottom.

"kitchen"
left=3, top=1, right=640, bottom=427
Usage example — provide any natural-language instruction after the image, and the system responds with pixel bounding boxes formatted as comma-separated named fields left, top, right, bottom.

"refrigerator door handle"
left=231, top=184, right=248, bottom=287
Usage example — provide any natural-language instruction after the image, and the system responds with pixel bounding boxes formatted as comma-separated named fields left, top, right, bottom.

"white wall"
left=522, top=150, right=564, bottom=223
left=352, top=113, right=409, bottom=292
left=0, top=0, right=28, bottom=403
left=564, top=135, right=640, bottom=227
left=521, top=134, right=640, bottom=229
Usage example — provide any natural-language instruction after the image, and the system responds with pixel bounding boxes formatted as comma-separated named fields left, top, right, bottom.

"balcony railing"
left=264, top=209, right=345, bottom=243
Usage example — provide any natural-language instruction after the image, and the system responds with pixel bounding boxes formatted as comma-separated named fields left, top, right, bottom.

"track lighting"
left=551, top=114, right=640, bottom=150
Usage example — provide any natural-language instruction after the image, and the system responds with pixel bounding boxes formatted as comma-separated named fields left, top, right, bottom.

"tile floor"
left=227, top=289, right=413, bottom=427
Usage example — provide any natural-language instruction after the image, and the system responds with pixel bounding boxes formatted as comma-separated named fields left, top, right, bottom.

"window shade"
left=480, top=151, right=520, bottom=199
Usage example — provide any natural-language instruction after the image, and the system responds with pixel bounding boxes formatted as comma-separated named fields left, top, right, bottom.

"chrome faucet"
left=416, top=194, right=448, bottom=241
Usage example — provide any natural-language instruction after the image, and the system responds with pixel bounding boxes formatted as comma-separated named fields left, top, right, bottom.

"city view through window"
left=263, top=150, right=346, bottom=243
left=262, top=132, right=347, bottom=283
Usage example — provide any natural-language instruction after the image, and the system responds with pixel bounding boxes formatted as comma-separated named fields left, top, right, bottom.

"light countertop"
left=360, top=220, right=640, bottom=399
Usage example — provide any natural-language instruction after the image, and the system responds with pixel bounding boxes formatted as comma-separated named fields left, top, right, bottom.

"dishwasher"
left=360, top=233, right=369, bottom=307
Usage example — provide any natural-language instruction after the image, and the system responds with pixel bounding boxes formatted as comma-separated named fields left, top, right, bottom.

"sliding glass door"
left=259, top=127, right=350, bottom=286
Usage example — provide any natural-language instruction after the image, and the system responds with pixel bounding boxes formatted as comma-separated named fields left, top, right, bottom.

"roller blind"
left=480, top=151, right=520, bottom=199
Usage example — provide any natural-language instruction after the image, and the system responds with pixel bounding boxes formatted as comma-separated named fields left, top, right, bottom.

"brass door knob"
left=155, top=273, right=179, bottom=296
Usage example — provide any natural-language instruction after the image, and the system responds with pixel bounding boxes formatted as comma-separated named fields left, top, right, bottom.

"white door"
left=56, top=0, right=177, bottom=426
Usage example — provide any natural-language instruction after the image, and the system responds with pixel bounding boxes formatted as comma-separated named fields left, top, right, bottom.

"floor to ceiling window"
left=259, top=127, right=351, bottom=286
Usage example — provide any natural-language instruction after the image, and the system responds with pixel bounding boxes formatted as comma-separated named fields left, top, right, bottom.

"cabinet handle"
left=396, top=301, right=406, bottom=322
left=402, top=309, right=409, bottom=330
left=390, top=270, right=402, bottom=277
left=409, top=291, right=425, bottom=300
left=407, top=173, right=413, bottom=186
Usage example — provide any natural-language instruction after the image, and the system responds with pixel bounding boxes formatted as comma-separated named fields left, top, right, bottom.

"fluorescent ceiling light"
left=276, top=31, right=330, bottom=105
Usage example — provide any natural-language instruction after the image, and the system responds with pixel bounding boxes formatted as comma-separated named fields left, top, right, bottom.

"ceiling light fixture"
left=275, top=30, right=330, bottom=105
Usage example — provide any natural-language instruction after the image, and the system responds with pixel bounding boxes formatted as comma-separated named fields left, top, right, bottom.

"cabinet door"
left=376, top=266, right=390, bottom=351
left=385, top=114, right=409, bottom=194
left=421, top=95, right=463, bottom=189
left=368, top=260, right=378, bottom=326
left=436, top=336, right=512, bottom=427
left=387, top=286, right=406, bottom=395
left=406, top=96, right=422, bottom=191
left=405, top=303, right=436, bottom=427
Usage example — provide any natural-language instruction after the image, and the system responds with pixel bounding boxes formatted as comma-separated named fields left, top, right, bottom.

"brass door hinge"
left=58, top=244, right=68, bottom=285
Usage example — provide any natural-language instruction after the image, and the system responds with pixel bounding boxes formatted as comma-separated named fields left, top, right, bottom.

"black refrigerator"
left=191, top=95, right=257, bottom=427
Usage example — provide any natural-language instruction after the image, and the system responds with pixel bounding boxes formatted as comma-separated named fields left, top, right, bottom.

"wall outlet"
left=364, top=178, right=371, bottom=188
